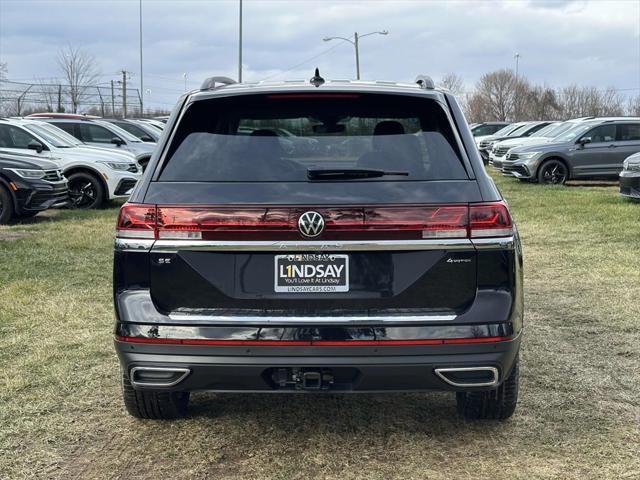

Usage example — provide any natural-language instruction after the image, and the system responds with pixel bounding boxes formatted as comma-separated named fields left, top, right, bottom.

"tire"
left=0, top=185, right=14, bottom=224
left=121, top=370, right=190, bottom=420
left=67, top=171, right=105, bottom=209
left=456, top=356, right=519, bottom=420
left=537, top=159, right=568, bottom=185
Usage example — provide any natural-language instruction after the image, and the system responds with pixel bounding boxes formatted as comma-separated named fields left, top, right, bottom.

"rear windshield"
left=159, top=93, right=469, bottom=182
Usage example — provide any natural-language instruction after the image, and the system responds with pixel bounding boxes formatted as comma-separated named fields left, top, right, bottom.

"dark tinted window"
left=472, top=124, right=506, bottom=136
left=79, top=123, right=118, bottom=143
left=111, top=121, right=152, bottom=140
left=522, top=123, right=549, bottom=137
left=0, top=124, right=38, bottom=149
left=582, top=124, right=616, bottom=143
left=50, top=122, right=76, bottom=138
left=160, top=93, right=468, bottom=182
left=616, top=123, right=640, bottom=141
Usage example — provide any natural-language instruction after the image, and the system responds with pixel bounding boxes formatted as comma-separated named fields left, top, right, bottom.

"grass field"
left=0, top=173, right=639, bottom=480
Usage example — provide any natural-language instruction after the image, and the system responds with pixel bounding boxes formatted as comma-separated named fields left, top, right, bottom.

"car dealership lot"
left=0, top=173, right=638, bottom=480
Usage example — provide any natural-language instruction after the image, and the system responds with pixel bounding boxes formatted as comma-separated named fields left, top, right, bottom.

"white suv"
left=31, top=117, right=156, bottom=170
left=0, top=119, right=142, bottom=208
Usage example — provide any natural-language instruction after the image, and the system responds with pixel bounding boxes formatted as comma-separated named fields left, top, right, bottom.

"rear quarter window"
left=159, top=93, right=469, bottom=182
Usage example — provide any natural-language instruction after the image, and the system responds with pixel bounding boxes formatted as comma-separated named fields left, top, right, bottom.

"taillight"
left=469, top=202, right=513, bottom=238
left=363, top=206, right=468, bottom=239
left=115, top=203, right=513, bottom=240
left=116, top=204, right=156, bottom=239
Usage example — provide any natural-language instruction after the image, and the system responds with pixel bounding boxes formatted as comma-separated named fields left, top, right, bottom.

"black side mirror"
left=27, top=140, right=44, bottom=153
left=140, top=135, right=153, bottom=142
left=111, top=137, right=125, bottom=147
left=577, top=137, right=592, bottom=146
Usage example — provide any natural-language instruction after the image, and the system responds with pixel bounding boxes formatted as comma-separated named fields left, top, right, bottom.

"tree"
left=57, top=46, right=100, bottom=113
left=439, top=72, right=464, bottom=96
left=0, top=62, right=7, bottom=80
left=473, top=69, right=517, bottom=122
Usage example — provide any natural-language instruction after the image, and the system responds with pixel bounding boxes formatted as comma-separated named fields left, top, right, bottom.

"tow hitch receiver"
left=272, top=368, right=335, bottom=390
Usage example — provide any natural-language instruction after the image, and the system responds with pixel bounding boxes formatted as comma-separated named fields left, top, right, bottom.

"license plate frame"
left=274, top=254, right=349, bottom=293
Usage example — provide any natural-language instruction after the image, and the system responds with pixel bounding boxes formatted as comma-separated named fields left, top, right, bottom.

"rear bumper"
left=115, top=333, right=521, bottom=393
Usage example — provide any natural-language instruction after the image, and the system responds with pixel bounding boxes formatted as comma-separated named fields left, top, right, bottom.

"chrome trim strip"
left=114, top=238, right=155, bottom=252
left=471, top=236, right=514, bottom=250
left=434, top=366, right=499, bottom=388
left=152, top=238, right=474, bottom=253
left=167, top=313, right=457, bottom=325
left=130, top=367, right=191, bottom=388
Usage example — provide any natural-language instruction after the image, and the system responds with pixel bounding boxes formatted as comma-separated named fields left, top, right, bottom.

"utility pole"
left=139, top=0, right=144, bottom=115
left=238, top=0, right=243, bottom=82
left=57, top=84, right=62, bottom=113
left=97, top=87, right=105, bottom=117
left=121, top=70, right=127, bottom=119
left=323, top=30, right=388, bottom=80
left=354, top=32, right=360, bottom=80
left=110, top=80, right=115, bottom=115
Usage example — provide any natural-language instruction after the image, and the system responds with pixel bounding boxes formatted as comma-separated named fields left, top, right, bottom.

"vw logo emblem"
left=298, top=211, right=325, bottom=238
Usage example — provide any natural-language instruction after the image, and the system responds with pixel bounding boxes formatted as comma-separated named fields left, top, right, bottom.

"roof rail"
left=415, top=75, right=435, bottom=90
left=200, top=76, right=237, bottom=90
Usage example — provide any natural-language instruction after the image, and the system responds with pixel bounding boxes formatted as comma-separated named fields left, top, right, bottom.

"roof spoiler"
left=415, top=75, right=435, bottom=90
left=200, top=76, right=238, bottom=91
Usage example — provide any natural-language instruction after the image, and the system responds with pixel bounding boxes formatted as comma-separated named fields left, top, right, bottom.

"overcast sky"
left=1, top=0, right=639, bottom=110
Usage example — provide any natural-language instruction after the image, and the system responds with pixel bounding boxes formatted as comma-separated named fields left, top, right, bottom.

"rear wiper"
left=307, top=167, right=409, bottom=180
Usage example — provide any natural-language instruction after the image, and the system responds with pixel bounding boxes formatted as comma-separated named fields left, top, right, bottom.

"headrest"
left=373, top=121, right=405, bottom=136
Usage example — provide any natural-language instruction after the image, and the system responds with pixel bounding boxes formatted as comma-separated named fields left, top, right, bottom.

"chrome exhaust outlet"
left=130, top=367, right=191, bottom=388
left=434, top=366, right=499, bottom=388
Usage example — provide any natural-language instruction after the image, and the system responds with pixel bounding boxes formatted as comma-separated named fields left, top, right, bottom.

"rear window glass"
left=159, top=93, right=468, bottom=182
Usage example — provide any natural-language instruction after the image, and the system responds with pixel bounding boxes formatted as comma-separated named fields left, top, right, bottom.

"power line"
left=259, top=38, right=353, bottom=82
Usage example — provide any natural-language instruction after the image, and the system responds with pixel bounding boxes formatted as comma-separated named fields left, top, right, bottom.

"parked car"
left=0, top=150, right=68, bottom=224
left=475, top=122, right=525, bottom=148
left=137, top=118, right=166, bottom=130
left=113, top=74, right=523, bottom=420
left=488, top=119, right=595, bottom=169
left=470, top=122, right=511, bottom=137
left=32, top=117, right=155, bottom=170
left=501, top=118, right=640, bottom=183
left=619, top=152, right=640, bottom=199
left=0, top=119, right=141, bottom=208
left=477, top=122, right=548, bottom=163
left=101, top=118, right=159, bottom=143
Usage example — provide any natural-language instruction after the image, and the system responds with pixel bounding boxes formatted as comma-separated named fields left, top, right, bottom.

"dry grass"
left=0, top=173, right=638, bottom=480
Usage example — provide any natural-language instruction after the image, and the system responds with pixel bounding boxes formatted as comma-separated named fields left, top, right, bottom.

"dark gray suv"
left=113, top=74, right=523, bottom=420
left=502, top=118, right=640, bottom=183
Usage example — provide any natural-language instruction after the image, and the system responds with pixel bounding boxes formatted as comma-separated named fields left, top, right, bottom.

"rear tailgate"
left=122, top=180, right=497, bottom=319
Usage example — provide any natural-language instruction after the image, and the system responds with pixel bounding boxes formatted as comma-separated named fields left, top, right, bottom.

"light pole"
left=238, top=0, right=243, bottom=83
left=323, top=30, right=388, bottom=80
left=514, top=52, right=521, bottom=121
left=183, top=72, right=187, bottom=92
left=139, top=0, right=143, bottom=114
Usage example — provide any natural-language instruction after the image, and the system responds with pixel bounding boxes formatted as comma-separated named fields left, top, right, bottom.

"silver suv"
left=502, top=118, right=640, bottom=184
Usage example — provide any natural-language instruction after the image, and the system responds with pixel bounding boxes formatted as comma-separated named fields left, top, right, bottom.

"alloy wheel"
left=69, top=179, right=97, bottom=208
left=541, top=163, right=567, bottom=184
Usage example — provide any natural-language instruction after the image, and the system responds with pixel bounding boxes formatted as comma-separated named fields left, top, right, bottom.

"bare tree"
left=439, top=73, right=465, bottom=96
left=627, top=96, right=640, bottom=116
left=470, top=69, right=517, bottom=121
left=0, top=62, right=7, bottom=81
left=57, top=46, right=100, bottom=113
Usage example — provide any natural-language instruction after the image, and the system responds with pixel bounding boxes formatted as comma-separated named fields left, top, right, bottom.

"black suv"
left=114, top=74, right=523, bottom=420
left=0, top=151, right=68, bottom=224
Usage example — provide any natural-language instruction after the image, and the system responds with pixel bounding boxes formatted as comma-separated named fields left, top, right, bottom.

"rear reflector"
left=115, top=335, right=512, bottom=346
left=116, top=203, right=512, bottom=240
